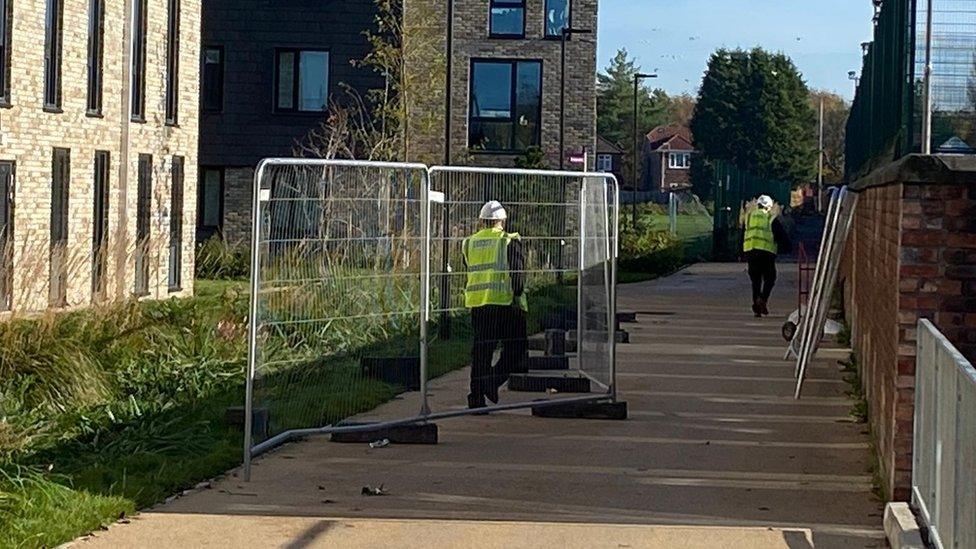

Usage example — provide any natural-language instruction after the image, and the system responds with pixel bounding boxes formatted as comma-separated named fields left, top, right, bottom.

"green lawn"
left=0, top=275, right=575, bottom=548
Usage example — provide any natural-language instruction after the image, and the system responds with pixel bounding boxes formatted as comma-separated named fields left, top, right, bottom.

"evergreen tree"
left=691, top=48, right=818, bottom=186
left=597, top=49, right=669, bottom=187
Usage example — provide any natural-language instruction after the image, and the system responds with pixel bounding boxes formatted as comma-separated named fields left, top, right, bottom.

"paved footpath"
left=78, top=263, right=884, bottom=548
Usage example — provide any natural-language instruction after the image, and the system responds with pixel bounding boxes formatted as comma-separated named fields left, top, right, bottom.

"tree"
left=808, top=90, right=850, bottom=184
left=597, top=49, right=669, bottom=188
left=667, top=94, right=697, bottom=128
left=691, top=48, right=818, bottom=186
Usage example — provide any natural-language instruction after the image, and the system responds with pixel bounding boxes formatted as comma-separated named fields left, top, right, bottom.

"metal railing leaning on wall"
left=787, top=187, right=858, bottom=399
left=242, top=159, right=621, bottom=480
left=846, top=0, right=976, bottom=180
left=912, top=319, right=976, bottom=549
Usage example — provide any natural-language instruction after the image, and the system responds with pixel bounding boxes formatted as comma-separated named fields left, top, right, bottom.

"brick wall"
left=0, top=0, right=200, bottom=312
left=842, top=155, right=976, bottom=500
left=410, top=0, right=598, bottom=169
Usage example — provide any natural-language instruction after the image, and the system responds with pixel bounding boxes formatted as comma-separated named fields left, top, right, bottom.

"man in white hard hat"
left=743, top=195, right=791, bottom=317
left=462, top=200, right=528, bottom=410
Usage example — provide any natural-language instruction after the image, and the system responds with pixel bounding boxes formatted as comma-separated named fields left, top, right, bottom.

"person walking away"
left=743, top=195, right=791, bottom=317
left=463, top=200, right=529, bottom=410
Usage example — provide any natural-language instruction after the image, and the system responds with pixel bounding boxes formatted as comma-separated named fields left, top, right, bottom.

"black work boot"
left=752, top=298, right=763, bottom=318
left=760, top=299, right=770, bottom=316
left=467, top=393, right=488, bottom=414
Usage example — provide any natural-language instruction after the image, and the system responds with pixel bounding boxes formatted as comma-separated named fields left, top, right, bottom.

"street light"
left=632, top=72, right=657, bottom=228
left=560, top=27, right=592, bottom=170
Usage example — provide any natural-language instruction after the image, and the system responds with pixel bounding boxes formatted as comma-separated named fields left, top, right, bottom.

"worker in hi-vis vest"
left=742, top=195, right=791, bottom=318
left=462, top=200, right=529, bottom=410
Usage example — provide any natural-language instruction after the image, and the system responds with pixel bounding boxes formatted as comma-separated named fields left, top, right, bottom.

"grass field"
left=0, top=275, right=576, bottom=548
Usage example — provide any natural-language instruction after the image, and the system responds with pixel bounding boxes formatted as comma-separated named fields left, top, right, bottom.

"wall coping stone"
left=850, top=154, right=976, bottom=191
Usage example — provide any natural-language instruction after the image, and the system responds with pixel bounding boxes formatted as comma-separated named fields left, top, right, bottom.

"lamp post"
left=848, top=70, right=860, bottom=96
left=560, top=27, right=592, bottom=170
left=632, top=72, right=657, bottom=228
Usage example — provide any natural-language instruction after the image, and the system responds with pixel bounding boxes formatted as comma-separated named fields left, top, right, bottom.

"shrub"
left=195, top=236, right=250, bottom=280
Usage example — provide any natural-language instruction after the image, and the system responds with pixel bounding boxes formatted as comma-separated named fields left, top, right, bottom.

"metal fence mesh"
left=245, top=162, right=620, bottom=473
left=847, top=0, right=976, bottom=179
left=248, top=162, right=427, bottom=455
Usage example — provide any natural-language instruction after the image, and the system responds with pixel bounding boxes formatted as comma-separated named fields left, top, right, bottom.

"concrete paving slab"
left=78, top=263, right=883, bottom=548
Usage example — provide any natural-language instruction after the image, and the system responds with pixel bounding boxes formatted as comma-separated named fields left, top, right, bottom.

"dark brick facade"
left=841, top=155, right=976, bottom=500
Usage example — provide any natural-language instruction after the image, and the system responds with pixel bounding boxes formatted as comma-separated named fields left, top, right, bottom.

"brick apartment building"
left=0, top=0, right=201, bottom=313
left=199, top=0, right=598, bottom=244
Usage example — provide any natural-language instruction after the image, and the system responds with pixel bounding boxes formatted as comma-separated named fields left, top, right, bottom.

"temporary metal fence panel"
left=913, top=319, right=976, bottom=549
left=245, top=161, right=620, bottom=479
left=426, top=167, right=619, bottom=413
left=244, top=160, right=429, bottom=478
left=789, top=187, right=858, bottom=398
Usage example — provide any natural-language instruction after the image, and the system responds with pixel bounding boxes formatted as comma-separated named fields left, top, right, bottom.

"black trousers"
left=470, top=305, right=528, bottom=398
left=746, top=250, right=777, bottom=302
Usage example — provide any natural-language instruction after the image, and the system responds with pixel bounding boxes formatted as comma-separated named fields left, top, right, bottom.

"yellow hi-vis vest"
left=462, top=228, right=527, bottom=311
left=743, top=210, right=777, bottom=254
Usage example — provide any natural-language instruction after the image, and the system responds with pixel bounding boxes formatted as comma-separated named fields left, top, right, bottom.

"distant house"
left=596, top=136, right=627, bottom=187
left=642, top=124, right=697, bottom=194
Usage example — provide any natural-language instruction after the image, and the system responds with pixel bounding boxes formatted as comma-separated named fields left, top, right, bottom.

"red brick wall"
left=843, top=179, right=976, bottom=500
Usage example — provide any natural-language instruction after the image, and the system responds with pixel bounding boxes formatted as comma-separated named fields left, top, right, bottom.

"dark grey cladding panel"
left=200, top=0, right=384, bottom=166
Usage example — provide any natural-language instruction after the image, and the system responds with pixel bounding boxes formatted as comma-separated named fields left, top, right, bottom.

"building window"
left=469, top=59, right=542, bottom=152
left=50, top=148, right=69, bottom=307
left=43, top=0, right=64, bottom=110
left=131, top=0, right=147, bottom=121
left=134, top=154, right=151, bottom=296
left=597, top=154, right=613, bottom=173
left=164, top=0, right=180, bottom=125
left=490, top=0, right=525, bottom=38
left=91, top=151, right=109, bottom=301
left=197, top=167, right=223, bottom=241
left=0, top=161, right=13, bottom=311
left=86, top=0, right=104, bottom=115
left=0, top=0, right=12, bottom=107
left=202, top=46, right=223, bottom=112
left=168, top=156, right=183, bottom=291
left=275, top=49, right=330, bottom=112
left=668, top=152, right=691, bottom=169
left=544, top=0, right=570, bottom=37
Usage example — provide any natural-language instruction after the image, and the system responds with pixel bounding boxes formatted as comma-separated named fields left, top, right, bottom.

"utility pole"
left=632, top=72, right=656, bottom=229
left=921, top=0, right=934, bottom=155
left=560, top=27, right=592, bottom=170
left=817, top=97, right=824, bottom=212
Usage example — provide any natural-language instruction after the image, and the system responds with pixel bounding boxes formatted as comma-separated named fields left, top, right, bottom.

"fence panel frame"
left=243, top=160, right=621, bottom=480
left=913, top=319, right=976, bottom=549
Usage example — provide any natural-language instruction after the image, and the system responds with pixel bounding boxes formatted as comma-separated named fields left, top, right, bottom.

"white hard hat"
left=479, top=200, right=508, bottom=221
left=757, top=195, right=774, bottom=210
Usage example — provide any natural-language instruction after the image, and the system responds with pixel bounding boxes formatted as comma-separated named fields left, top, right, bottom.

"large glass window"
left=469, top=60, right=542, bottom=152
left=134, top=154, right=151, bottom=296
left=168, top=156, right=183, bottom=291
left=197, top=167, right=223, bottom=241
left=489, top=0, right=524, bottom=38
left=44, top=0, right=63, bottom=110
left=0, top=161, right=12, bottom=311
left=545, top=0, right=570, bottom=37
left=86, top=0, right=104, bottom=115
left=275, top=49, right=330, bottom=112
left=202, top=46, right=223, bottom=112
left=91, top=151, right=109, bottom=301
left=0, top=0, right=12, bottom=106
left=50, top=148, right=69, bottom=307
left=165, top=0, right=180, bottom=124
left=130, top=0, right=147, bottom=121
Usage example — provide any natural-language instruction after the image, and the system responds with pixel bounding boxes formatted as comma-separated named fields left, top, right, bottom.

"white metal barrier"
left=788, top=186, right=858, bottom=398
left=913, top=319, right=976, bottom=549
left=243, top=160, right=620, bottom=480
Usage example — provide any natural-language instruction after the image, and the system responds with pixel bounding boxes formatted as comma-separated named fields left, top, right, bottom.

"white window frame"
left=668, top=152, right=691, bottom=170
left=596, top=154, right=613, bottom=172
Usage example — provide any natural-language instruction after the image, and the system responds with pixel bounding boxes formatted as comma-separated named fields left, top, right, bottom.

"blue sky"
left=597, top=0, right=876, bottom=99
